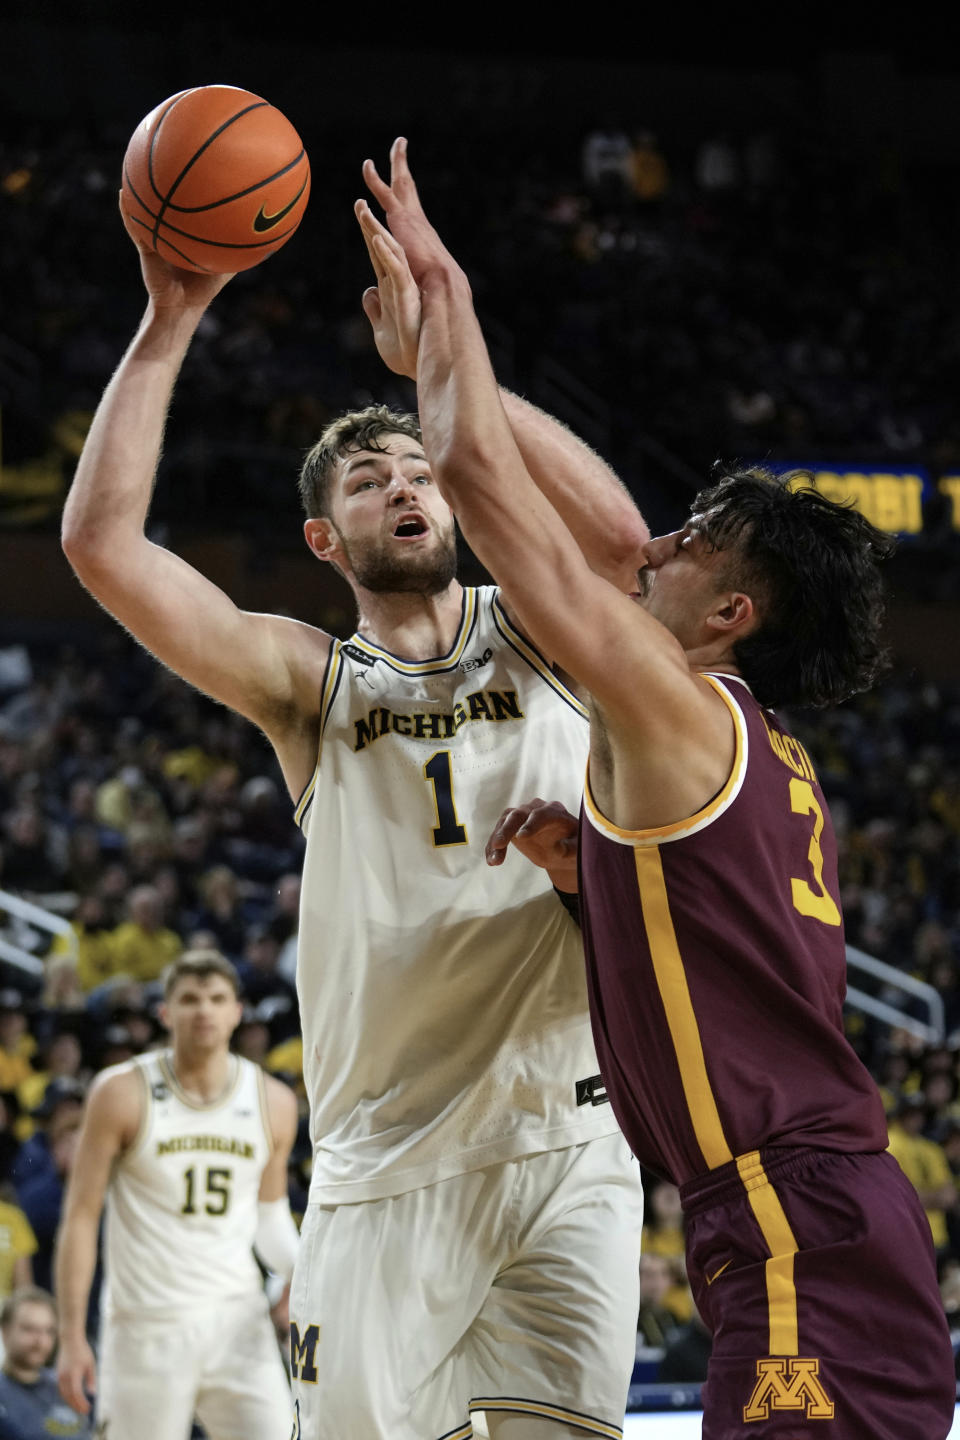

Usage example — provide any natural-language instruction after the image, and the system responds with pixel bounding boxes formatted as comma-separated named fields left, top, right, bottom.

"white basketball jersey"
left=103, top=1051, right=271, bottom=1317
left=295, top=586, right=618, bottom=1204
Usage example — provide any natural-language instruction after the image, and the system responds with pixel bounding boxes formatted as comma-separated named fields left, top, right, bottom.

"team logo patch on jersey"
left=341, top=643, right=378, bottom=666
left=151, top=1081, right=169, bottom=1101
left=743, top=1357, right=835, bottom=1421
left=459, top=646, right=493, bottom=673
left=575, top=1074, right=609, bottom=1107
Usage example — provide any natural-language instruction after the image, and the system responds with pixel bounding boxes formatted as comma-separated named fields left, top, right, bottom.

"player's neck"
left=353, top=581, right=465, bottom=661
left=167, top=1045, right=235, bottom=1103
left=2, top=1358, right=39, bottom=1385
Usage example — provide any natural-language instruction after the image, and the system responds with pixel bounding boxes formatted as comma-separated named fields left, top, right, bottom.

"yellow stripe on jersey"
left=634, top=847, right=734, bottom=1171
left=584, top=674, right=746, bottom=846
left=736, top=1150, right=800, bottom=1355
left=294, top=641, right=344, bottom=827
left=470, top=1398, right=621, bottom=1437
left=347, top=588, right=478, bottom=673
left=491, top=596, right=589, bottom=718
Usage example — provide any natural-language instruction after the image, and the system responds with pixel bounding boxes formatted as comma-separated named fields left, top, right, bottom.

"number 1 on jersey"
left=423, top=751, right=468, bottom=847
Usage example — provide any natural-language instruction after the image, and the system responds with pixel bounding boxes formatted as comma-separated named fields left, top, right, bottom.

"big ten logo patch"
left=290, top=1323, right=321, bottom=1384
left=744, top=1357, right=834, bottom=1422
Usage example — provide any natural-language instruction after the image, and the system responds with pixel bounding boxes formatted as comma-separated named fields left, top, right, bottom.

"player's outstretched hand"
left=355, top=198, right=421, bottom=380
left=58, top=1334, right=97, bottom=1416
left=361, top=138, right=466, bottom=289
left=485, top=798, right=579, bottom=893
left=118, top=192, right=234, bottom=313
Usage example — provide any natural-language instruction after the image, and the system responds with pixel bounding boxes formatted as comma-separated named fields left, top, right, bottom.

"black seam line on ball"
left=160, top=151, right=307, bottom=214
left=151, top=100, right=268, bottom=244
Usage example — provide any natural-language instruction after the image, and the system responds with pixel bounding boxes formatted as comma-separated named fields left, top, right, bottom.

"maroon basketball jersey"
left=579, top=673, right=888, bottom=1186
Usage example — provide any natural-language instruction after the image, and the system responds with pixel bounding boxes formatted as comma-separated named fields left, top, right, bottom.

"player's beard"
left=339, top=523, right=458, bottom=596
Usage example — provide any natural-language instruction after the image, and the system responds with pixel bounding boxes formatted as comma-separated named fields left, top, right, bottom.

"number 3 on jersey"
left=423, top=751, right=468, bottom=847
left=789, top=778, right=841, bottom=926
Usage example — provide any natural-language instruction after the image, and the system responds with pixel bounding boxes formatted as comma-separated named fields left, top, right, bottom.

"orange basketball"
left=120, top=85, right=311, bottom=274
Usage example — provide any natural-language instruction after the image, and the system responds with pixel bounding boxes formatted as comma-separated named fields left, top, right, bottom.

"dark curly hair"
left=692, top=466, right=895, bottom=709
left=298, top=405, right=422, bottom=519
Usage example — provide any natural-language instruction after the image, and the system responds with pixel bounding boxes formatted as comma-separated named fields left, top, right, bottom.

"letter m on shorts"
left=743, top=1357, right=835, bottom=1422
left=290, top=1323, right=321, bottom=1383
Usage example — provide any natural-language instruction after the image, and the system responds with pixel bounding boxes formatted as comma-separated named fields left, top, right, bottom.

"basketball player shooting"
left=61, top=180, right=650, bottom=1436
left=55, top=952, right=298, bottom=1440
left=358, top=138, right=957, bottom=1440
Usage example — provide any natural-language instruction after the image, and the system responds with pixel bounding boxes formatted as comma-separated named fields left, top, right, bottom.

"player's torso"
left=580, top=673, right=889, bottom=1186
left=104, top=1051, right=271, bottom=1315
left=295, top=586, right=617, bottom=1202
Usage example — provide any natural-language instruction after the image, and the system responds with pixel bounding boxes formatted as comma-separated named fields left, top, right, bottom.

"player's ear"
left=706, top=590, right=755, bottom=637
left=303, top=517, right=342, bottom=567
left=157, top=1002, right=171, bottom=1034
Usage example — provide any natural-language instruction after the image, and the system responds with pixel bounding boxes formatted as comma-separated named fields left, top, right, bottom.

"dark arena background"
left=3, top=8, right=960, bottom=1434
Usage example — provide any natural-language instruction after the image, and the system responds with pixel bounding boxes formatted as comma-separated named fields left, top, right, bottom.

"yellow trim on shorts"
left=736, top=1150, right=799, bottom=1355
left=470, top=1399, right=621, bottom=1437
left=633, top=846, right=734, bottom=1171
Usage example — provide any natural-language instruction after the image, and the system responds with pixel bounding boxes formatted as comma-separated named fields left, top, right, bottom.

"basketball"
left=120, top=85, right=311, bottom=274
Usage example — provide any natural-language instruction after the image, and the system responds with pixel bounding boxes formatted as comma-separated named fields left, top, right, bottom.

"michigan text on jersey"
left=353, top=689, right=524, bottom=751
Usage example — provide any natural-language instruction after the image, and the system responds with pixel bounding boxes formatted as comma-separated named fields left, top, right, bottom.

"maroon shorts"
left=679, top=1147, right=955, bottom=1439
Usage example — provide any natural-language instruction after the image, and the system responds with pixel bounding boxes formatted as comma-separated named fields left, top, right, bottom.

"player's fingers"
left=362, top=157, right=392, bottom=208
left=59, top=1369, right=91, bottom=1415
left=485, top=807, right=526, bottom=861
left=390, top=136, right=419, bottom=198
left=361, top=287, right=382, bottom=325
left=354, top=200, right=386, bottom=280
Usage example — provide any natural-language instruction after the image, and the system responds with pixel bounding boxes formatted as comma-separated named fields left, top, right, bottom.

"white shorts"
left=289, top=1133, right=643, bottom=1439
left=97, top=1294, right=293, bottom=1440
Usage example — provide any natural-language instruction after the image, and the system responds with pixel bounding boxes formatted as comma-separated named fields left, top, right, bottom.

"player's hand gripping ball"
left=121, top=85, right=310, bottom=273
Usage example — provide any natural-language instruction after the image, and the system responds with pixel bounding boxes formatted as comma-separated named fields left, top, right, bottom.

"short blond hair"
left=162, top=949, right=241, bottom=999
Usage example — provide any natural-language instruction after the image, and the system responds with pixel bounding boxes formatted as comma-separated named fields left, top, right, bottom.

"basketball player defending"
left=60, top=195, right=648, bottom=1437
left=360, top=141, right=956, bottom=1440
left=56, top=951, right=298, bottom=1440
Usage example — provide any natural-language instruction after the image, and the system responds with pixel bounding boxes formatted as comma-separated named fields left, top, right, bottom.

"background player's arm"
left=357, top=194, right=648, bottom=589
left=255, top=1078, right=300, bottom=1337
left=61, top=238, right=330, bottom=790
left=55, top=1068, right=142, bottom=1416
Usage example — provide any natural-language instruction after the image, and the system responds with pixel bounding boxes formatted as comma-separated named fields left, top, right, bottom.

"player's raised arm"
left=359, top=144, right=701, bottom=730
left=55, top=1069, right=141, bottom=1415
left=355, top=182, right=648, bottom=590
left=61, top=224, right=330, bottom=791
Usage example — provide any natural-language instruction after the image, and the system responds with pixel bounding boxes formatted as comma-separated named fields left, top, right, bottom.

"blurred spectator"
left=0, top=1194, right=35, bottom=1299
left=658, top=1298, right=713, bottom=1383
left=0, top=1001, right=34, bottom=1098
left=48, top=895, right=115, bottom=994
left=0, top=1287, right=91, bottom=1437
left=14, top=1081, right=84, bottom=1292
left=191, top=866, right=247, bottom=959
left=636, top=1253, right=681, bottom=1351
left=109, top=885, right=181, bottom=983
left=17, top=1032, right=84, bottom=1119
left=887, top=1093, right=956, bottom=1251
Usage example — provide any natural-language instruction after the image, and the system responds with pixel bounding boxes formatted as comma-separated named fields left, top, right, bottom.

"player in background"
left=55, top=952, right=298, bottom=1440
left=60, top=195, right=648, bottom=1438
left=358, top=139, right=956, bottom=1440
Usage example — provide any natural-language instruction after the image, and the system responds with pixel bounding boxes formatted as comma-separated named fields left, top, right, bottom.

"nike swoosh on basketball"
left=252, top=181, right=307, bottom=234
left=706, top=1260, right=732, bottom=1285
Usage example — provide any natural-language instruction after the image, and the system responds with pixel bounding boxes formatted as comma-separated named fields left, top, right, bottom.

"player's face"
left=161, top=975, right=243, bottom=1052
left=634, top=517, right=735, bottom=649
left=2, top=1302, right=57, bottom=1372
left=317, top=436, right=457, bottom=594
